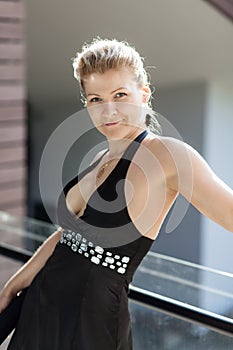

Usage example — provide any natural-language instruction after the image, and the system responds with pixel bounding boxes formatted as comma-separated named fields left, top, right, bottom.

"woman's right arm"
left=0, top=226, right=62, bottom=313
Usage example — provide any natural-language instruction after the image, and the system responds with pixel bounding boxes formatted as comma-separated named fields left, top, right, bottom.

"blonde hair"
left=72, top=37, right=161, bottom=134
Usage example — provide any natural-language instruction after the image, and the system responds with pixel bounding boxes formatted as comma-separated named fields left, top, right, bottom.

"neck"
left=106, top=128, right=147, bottom=158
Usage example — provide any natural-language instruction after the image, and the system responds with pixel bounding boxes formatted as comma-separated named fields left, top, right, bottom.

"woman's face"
left=83, top=67, right=149, bottom=139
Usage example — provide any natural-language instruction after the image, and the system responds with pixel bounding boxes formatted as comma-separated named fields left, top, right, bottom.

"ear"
left=141, top=84, right=151, bottom=104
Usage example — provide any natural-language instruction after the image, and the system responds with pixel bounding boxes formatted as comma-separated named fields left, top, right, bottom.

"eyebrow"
left=87, top=87, right=127, bottom=97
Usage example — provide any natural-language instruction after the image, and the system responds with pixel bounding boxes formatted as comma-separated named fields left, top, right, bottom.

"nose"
left=102, top=102, right=117, bottom=119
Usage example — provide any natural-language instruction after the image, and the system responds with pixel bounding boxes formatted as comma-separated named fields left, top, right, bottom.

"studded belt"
left=60, top=229, right=131, bottom=275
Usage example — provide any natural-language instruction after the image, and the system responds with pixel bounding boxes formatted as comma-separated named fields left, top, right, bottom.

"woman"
left=0, top=38, right=233, bottom=349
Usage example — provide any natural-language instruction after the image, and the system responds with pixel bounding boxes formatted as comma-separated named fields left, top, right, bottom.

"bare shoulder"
left=146, top=132, right=190, bottom=150
left=144, top=133, right=187, bottom=162
left=144, top=134, right=195, bottom=188
left=146, top=133, right=196, bottom=163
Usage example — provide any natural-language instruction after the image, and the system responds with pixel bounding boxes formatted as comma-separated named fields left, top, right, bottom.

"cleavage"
left=65, top=158, right=120, bottom=219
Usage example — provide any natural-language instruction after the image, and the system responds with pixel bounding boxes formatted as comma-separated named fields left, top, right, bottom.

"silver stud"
left=71, top=244, right=78, bottom=252
left=66, top=233, right=72, bottom=241
left=76, top=233, right=82, bottom=241
left=91, top=256, right=100, bottom=265
left=95, top=246, right=104, bottom=254
left=114, top=255, right=120, bottom=259
left=80, top=243, right=87, bottom=251
left=110, top=265, right=115, bottom=269
left=116, top=261, right=121, bottom=266
left=102, top=262, right=108, bottom=267
left=90, top=249, right=95, bottom=254
left=106, top=252, right=112, bottom=256
left=122, top=256, right=130, bottom=263
left=78, top=249, right=83, bottom=254
left=123, top=264, right=127, bottom=268
left=84, top=252, right=89, bottom=258
left=82, top=237, right=87, bottom=243
left=72, top=238, right=76, bottom=243
left=88, top=242, right=94, bottom=247
left=97, top=254, right=102, bottom=259
left=105, top=257, right=114, bottom=264
left=67, top=241, right=71, bottom=246
left=117, top=267, right=126, bottom=274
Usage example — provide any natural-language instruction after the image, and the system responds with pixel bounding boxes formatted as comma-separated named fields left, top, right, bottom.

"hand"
left=0, top=290, right=13, bottom=314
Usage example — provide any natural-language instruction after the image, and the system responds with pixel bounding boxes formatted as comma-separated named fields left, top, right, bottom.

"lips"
left=104, top=121, right=120, bottom=126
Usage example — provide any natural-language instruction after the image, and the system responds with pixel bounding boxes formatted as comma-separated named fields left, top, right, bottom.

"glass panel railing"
left=132, top=251, right=233, bottom=320
left=0, top=210, right=56, bottom=251
left=129, top=300, right=233, bottom=350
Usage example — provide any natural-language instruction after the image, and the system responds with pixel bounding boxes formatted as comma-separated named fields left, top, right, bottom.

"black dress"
left=7, top=129, right=154, bottom=350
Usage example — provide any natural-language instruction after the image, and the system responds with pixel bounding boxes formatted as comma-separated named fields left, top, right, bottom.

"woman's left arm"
left=167, top=138, right=233, bottom=232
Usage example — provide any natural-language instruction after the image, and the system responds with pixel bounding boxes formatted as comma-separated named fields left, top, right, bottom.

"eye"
left=89, top=97, right=102, bottom=103
left=115, top=92, right=127, bottom=99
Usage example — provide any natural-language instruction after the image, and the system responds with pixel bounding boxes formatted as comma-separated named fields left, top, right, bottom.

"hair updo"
left=72, top=37, right=161, bottom=134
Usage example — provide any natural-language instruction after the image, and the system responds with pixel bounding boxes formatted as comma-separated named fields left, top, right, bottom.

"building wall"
left=0, top=1, right=27, bottom=216
left=201, top=78, right=233, bottom=273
